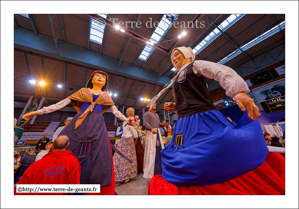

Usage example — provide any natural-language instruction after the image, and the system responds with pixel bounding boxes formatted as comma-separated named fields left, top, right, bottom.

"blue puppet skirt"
left=161, top=109, right=268, bottom=186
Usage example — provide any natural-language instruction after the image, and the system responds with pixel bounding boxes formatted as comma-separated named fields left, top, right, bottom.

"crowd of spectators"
left=263, top=132, right=284, bottom=147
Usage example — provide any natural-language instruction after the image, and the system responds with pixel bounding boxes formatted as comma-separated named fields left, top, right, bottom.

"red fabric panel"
left=14, top=150, right=81, bottom=195
left=148, top=152, right=285, bottom=195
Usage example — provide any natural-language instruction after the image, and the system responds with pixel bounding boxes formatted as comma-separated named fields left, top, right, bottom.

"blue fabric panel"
left=161, top=110, right=268, bottom=186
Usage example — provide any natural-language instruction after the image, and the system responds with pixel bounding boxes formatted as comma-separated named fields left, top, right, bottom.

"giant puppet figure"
left=147, top=47, right=285, bottom=195
left=22, top=70, right=128, bottom=195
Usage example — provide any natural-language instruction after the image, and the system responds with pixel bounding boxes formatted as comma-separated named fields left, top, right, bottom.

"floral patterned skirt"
left=113, top=137, right=137, bottom=182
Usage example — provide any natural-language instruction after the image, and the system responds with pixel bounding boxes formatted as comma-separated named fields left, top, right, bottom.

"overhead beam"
left=87, top=17, right=91, bottom=51
left=14, top=18, right=18, bottom=29
left=60, top=15, right=66, bottom=42
left=156, top=14, right=220, bottom=77
left=28, top=14, right=38, bottom=35
left=132, top=83, right=147, bottom=107
left=48, top=15, right=60, bottom=55
left=23, top=53, right=30, bottom=77
left=64, top=63, right=67, bottom=98
left=14, top=27, right=172, bottom=86
left=122, top=81, right=135, bottom=105
left=117, top=14, right=141, bottom=68
left=205, top=16, right=259, bottom=70
left=40, top=57, right=44, bottom=77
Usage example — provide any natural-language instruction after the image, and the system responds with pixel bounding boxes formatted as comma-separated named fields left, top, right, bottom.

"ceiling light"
left=144, top=98, right=148, bottom=101
left=29, top=79, right=36, bottom=85
left=114, top=93, right=117, bottom=97
left=109, top=92, right=113, bottom=96
left=146, top=41, right=150, bottom=44
left=148, top=99, right=151, bottom=102
left=115, top=25, right=120, bottom=30
left=39, top=81, right=46, bottom=86
left=120, top=29, right=125, bottom=32
left=149, top=41, right=154, bottom=46
left=140, top=97, right=144, bottom=101
left=178, top=35, right=182, bottom=39
left=57, top=84, right=63, bottom=88
left=182, top=31, right=187, bottom=36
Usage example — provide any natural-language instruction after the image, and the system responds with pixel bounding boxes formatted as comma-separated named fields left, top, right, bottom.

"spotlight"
left=144, top=98, right=148, bottom=101
left=114, top=93, right=117, bottom=97
left=182, top=31, right=187, bottom=36
left=109, top=92, right=113, bottom=96
left=29, top=79, right=36, bottom=85
left=140, top=97, right=144, bottom=101
left=57, top=84, right=63, bottom=88
left=39, top=81, right=46, bottom=86
left=178, top=35, right=182, bottom=39
left=120, top=29, right=125, bottom=32
left=146, top=41, right=150, bottom=44
left=115, top=25, right=120, bottom=30
left=149, top=41, right=154, bottom=46
left=148, top=99, right=151, bottom=102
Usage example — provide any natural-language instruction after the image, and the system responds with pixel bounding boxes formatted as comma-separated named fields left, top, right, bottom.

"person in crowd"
left=165, top=120, right=172, bottom=146
left=22, top=70, right=128, bottom=195
left=116, top=121, right=124, bottom=139
left=14, top=135, right=81, bottom=195
left=14, top=152, right=21, bottom=175
left=113, top=108, right=138, bottom=183
left=281, top=130, right=285, bottom=147
left=35, top=133, right=50, bottom=152
left=147, top=46, right=284, bottom=195
left=14, top=150, right=36, bottom=184
left=264, top=132, right=272, bottom=146
left=264, top=132, right=283, bottom=147
left=14, top=164, right=20, bottom=172
left=52, top=117, right=73, bottom=142
left=272, top=134, right=283, bottom=147
left=14, top=151, right=21, bottom=166
left=35, top=142, right=53, bottom=161
left=143, top=103, right=164, bottom=178
left=160, top=121, right=168, bottom=146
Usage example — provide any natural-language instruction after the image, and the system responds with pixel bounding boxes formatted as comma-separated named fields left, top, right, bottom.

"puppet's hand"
left=233, top=93, right=260, bottom=120
left=164, top=102, right=177, bottom=111
left=151, top=129, right=157, bottom=134
left=22, top=111, right=38, bottom=121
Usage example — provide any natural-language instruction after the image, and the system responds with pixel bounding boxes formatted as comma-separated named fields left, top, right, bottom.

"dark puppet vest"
left=173, top=62, right=216, bottom=119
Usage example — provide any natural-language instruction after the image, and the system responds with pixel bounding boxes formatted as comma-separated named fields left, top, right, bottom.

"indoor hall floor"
left=115, top=172, right=151, bottom=195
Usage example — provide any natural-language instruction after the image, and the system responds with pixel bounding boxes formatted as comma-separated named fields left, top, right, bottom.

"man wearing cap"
left=35, top=142, right=53, bottom=161
left=52, top=117, right=73, bottom=143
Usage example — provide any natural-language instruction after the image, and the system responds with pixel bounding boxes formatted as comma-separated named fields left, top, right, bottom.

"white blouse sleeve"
left=110, top=106, right=127, bottom=121
left=193, top=60, right=250, bottom=97
left=37, top=98, right=71, bottom=115
left=129, top=126, right=138, bottom=138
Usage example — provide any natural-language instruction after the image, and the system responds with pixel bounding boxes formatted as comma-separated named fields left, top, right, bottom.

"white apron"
left=143, top=128, right=164, bottom=178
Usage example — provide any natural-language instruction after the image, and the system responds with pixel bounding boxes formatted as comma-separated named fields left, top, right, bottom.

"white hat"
left=171, top=46, right=195, bottom=67
left=66, top=117, right=73, bottom=121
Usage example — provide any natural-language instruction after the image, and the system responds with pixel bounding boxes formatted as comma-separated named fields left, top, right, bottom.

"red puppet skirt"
left=148, top=152, right=285, bottom=195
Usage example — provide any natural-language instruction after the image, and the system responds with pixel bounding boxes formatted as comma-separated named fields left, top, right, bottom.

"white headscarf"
left=171, top=46, right=195, bottom=68
left=148, top=46, right=196, bottom=109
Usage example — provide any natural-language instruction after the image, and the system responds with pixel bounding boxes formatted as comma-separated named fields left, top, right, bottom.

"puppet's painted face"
left=171, top=49, right=185, bottom=70
left=92, top=73, right=106, bottom=87
left=151, top=103, right=157, bottom=110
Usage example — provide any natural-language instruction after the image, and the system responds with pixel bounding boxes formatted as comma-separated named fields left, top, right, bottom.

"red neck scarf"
left=149, top=110, right=155, bottom=114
